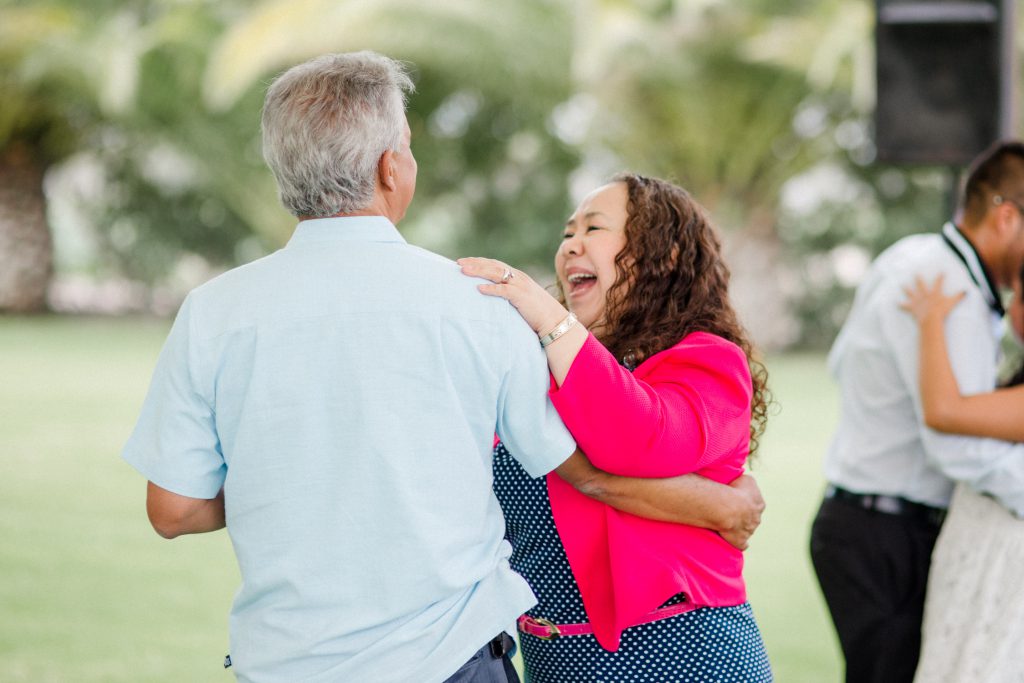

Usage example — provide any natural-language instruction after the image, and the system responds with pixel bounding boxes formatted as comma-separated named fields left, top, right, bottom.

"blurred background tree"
left=557, top=0, right=956, bottom=346
left=200, top=0, right=580, bottom=269
left=0, top=0, right=995, bottom=349
left=567, top=0, right=847, bottom=346
left=3, top=0, right=582, bottom=312
left=0, top=2, right=92, bottom=312
left=0, top=0, right=286, bottom=313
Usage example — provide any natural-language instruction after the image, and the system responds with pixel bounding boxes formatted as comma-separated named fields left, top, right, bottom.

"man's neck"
left=298, top=207, right=399, bottom=224
left=297, top=191, right=404, bottom=225
left=957, top=221, right=1004, bottom=287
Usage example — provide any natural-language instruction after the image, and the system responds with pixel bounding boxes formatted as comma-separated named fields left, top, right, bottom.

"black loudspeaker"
left=875, top=0, right=1016, bottom=165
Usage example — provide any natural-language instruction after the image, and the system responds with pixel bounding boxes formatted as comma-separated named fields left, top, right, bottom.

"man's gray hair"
left=261, top=51, right=414, bottom=218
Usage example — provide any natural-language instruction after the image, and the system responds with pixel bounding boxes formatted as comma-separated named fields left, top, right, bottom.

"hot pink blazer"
left=546, top=331, right=752, bottom=651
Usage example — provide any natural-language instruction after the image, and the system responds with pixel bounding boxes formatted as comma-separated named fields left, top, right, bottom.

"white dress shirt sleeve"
left=884, top=278, right=1024, bottom=517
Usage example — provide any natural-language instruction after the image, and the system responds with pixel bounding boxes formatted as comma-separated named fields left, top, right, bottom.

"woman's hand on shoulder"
left=900, top=273, right=965, bottom=327
left=457, top=257, right=569, bottom=335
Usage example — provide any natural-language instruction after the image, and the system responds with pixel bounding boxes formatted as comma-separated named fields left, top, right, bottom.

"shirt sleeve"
left=121, top=294, right=226, bottom=499
left=549, top=333, right=751, bottom=478
left=884, top=279, right=1024, bottom=517
left=495, top=308, right=576, bottom=478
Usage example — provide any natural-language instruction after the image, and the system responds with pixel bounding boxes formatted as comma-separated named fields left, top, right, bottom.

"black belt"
left=826, top=485, right=946, bottom=527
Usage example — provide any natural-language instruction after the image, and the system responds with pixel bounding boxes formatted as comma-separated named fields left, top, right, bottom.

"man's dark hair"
left=960, top=140, right=1024, bottom=226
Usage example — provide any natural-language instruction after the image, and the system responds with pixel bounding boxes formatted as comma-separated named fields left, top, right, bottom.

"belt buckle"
left=873, top=495, right=903, bottom=515
left=533, top=617, right=561, bottom=640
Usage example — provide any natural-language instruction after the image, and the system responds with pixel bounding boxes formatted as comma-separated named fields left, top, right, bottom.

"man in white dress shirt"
left=810, top=140, right=1024, bottom=683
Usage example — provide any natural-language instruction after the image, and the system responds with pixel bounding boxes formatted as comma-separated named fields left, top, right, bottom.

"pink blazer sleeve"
left=548, top=331, right=752, bottom=479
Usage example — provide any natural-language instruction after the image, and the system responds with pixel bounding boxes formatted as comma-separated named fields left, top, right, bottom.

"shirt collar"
left=286, top=215, right=406, bottom=247
left=941, top=222, right=1004, bottom=317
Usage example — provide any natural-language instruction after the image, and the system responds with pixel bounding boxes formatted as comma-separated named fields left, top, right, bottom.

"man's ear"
left=378, top=149, right=397, bottom=192
left=996, top=203, right=1021, bottom=240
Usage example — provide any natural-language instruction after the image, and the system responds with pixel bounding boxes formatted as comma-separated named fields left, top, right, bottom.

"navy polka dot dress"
left=494, top=442, right=773, bottom=683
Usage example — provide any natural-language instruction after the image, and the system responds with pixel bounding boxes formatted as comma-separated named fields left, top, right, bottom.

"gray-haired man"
left=122, top=52, right=576, bottom=682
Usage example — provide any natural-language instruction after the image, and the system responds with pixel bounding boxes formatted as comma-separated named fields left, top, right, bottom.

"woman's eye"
left=586, top=225, right=602, bottom=232
left=562, top=232, right=574, bottom=240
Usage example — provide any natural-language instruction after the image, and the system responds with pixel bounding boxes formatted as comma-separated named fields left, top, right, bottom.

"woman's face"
left=556, top=182, right=630, bottom=330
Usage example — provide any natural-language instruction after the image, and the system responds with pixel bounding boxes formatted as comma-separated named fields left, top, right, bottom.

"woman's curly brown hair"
left=565, top=173, right=771, bottom=457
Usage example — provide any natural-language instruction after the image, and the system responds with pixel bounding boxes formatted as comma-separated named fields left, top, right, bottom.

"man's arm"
left=124, top=295, right=228, bottom=533
left=146, top=481, right=225, bottom=539
left=555, top=450, right=765, bottom=550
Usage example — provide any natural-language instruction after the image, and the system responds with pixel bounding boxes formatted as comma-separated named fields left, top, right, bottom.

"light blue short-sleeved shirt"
left=122, top=216, right=576, bottom=683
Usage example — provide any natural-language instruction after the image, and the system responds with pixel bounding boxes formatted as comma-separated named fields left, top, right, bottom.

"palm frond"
left=203, top=0, right=573, bottom=112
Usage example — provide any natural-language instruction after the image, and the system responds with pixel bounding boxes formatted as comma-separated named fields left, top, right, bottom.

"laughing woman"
left=459, top=174, right=772, bottom=682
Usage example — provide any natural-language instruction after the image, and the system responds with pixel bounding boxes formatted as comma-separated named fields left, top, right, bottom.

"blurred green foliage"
left=3, top=0, right=1015, bottom=346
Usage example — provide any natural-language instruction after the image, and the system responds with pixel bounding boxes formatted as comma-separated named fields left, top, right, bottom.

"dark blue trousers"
left=442, top=634, right=520, bottom=683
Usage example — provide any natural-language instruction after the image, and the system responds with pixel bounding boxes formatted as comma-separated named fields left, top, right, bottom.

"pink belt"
left=517, top=600, right=696, bottom=640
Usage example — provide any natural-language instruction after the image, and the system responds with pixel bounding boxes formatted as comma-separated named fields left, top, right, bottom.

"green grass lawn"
left=0, top=315, right=842, bottom=682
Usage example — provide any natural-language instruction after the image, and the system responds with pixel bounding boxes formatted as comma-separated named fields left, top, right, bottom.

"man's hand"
left=555, top=450, right=766, bottom=549
left=719, top=475, right=765, bottom=551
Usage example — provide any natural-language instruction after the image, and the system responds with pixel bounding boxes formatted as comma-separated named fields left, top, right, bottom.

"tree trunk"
left=0, top=143, right=52, bottom=312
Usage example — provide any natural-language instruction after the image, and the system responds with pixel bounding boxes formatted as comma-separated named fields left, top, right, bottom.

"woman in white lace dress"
left=902, top=271, right=1024, bottom=683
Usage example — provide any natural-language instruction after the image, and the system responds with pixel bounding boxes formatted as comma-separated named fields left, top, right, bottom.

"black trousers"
left=810, top=496, right=942, bottom=683
left=442, top=634, right=520, bottom=683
